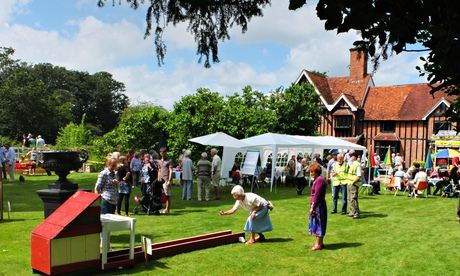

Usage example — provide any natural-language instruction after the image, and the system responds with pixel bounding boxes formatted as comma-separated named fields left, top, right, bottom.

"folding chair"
left=386, top=176, right=397, bottom=194
left=395, top=178, right=410, bottom=196
left=410, top=181, right=428, bottom=198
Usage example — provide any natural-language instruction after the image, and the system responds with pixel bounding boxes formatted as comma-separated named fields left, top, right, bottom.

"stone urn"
left=36, top=150, right=88, bottom=218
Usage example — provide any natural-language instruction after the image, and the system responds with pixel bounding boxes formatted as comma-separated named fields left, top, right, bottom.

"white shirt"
left=413, top=171, right=428, bottom=183
left=36, top=137, right=45, bottom=147
left=212, top=154, right=221, bottom=173
left=231, top=193, right=268, bottom=212
left=394, top=156, right=403, bottom=166
left=295, top=161, right=304, bottom=178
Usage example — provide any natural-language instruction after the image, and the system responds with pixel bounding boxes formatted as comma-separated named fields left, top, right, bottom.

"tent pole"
left=271, top=146, right=277, bottom=192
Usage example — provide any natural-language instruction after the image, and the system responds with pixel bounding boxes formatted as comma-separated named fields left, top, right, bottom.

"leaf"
left=289, top=0, right=307, bottom=10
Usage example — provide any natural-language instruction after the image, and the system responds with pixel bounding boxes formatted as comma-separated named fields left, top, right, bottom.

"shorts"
left=162, top=181, right=171, bottom=196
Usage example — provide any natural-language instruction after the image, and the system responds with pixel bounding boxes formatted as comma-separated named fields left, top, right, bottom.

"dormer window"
left=338, top=100, right=349, bottom=108
left=432, top=103, right=448, bottom=117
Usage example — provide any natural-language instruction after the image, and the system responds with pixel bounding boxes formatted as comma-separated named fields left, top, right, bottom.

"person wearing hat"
left=197, top=152, right=212, bottom=201
left=326, top=149, right=339, bottom=181
left=331, top=153, right=349, bottom=214
left=210, top=148, right=222, bottom=200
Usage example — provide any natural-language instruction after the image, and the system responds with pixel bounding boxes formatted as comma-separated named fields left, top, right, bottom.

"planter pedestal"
left=36, top=150, right=88, bottom=218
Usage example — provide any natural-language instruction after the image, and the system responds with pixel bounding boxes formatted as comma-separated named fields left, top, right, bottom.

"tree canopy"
left=0, top=47, right=129, bottom=142
left=99, top=0, right=460, bottom=97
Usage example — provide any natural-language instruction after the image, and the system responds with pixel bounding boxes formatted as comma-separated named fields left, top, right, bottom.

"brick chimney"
left=349, top=48, right=368, bottom=80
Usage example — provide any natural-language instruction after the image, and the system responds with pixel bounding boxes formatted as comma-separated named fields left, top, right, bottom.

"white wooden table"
left=100, top=214, right=136, bottom=269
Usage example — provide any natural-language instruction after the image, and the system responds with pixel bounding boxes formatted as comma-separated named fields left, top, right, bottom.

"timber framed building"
left=295, top=49, right=456, bottom=166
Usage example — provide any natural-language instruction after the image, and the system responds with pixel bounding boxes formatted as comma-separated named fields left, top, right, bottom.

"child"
left=219, top=185, right=273, bottom=244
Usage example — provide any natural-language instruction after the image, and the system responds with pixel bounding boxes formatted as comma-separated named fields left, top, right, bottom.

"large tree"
left=0, top=55, right=130, bottom=142
left=269, top=83, right=321, bottom=135
left=220, top=86, right=277, bottom=139
left=99, top=0, right=460, bottom=97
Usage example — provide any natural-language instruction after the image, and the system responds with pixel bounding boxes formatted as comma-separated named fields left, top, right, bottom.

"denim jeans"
left=101, top=198, right=116, bottom=214
left=332, top=184, right=348, bottom=213
left=182, top=180, right=193, bottom=200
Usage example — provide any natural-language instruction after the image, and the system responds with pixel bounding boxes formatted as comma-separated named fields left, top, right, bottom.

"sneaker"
left=353, top=215, right=360, bottom=219
left=331, top=211, right=337, bottom=214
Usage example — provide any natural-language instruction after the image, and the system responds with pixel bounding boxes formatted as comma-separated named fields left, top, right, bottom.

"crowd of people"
left=94, top=147, right=224, bottom=216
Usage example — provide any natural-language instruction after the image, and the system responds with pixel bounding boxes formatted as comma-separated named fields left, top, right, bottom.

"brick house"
left=295, top=49, right=456, bottom=166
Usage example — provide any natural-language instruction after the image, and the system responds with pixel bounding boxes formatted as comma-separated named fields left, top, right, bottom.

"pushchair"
left=133, top=181, right=163, bottom=215
left=441, top=182, right=460, bottom=198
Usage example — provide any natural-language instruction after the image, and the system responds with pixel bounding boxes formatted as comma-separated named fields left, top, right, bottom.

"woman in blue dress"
left=219, top=185, right=273, bottom=244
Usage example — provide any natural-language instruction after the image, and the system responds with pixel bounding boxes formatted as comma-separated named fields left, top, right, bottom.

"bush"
left=0, top=135, right=19, bottom=146
left=55, top=115, right=92, bottom=149
left=412, top=160, right=425, bottom=168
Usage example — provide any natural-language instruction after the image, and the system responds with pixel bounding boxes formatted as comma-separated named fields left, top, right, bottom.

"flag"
left=425, top=149, right=433, bottom=169
left=369, top=149, right=376, bottom=167
left=383, top=147, right=392, bottom=166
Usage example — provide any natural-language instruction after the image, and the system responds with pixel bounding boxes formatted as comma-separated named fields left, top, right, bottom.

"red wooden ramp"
left=106, top=230, right=245, bottom=266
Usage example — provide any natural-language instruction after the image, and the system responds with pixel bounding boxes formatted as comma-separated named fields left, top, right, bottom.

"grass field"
left=0, top=173, right=459, bottom=275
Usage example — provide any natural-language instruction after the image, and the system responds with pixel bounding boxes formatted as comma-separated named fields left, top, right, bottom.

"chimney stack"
left=349, top=48, right=368, bottom=80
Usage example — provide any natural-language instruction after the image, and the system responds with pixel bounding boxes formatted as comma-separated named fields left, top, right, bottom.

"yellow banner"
left=435, top=140, right=460, bottom=147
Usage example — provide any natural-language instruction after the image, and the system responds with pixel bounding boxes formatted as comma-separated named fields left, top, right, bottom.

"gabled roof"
left=32, top=191, right=100, bottom=240
left=363, top=84, right=454, bottom=121
left=295, top=70, right=372, bottom=111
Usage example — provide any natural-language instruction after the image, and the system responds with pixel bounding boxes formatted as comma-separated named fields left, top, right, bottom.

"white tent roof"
left=294, top=135, right=366, bottom=151
left=189, top=132, right=248, bottom=148
left=241, top=132, right=316, bottom=147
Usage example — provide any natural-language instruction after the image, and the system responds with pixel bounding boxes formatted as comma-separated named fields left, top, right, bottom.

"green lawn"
left=0, top=173, right=459, bottom=275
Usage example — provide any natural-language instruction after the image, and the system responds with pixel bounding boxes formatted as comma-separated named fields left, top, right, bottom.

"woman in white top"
left=219, top=185, right=273, bottom=244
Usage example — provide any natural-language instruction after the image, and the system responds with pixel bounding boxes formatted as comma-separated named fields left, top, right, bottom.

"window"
left=234, top=152, right=246, bottom=165
left=432, top=103, right=448, bottom=116
left=276, top=153, right=289, bottom=167
left=433, top=121, right=451, bottom=134
left=338, top=100, right=349, bottom=108
left=335, top=116, right=352, bottom=129
left=380, top=122, right=396, bottom=132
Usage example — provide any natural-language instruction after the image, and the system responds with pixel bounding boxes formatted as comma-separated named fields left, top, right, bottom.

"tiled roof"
left=305, top=71, right=371, bottom=107
left=327, top=75, right=371, bottom=107
left=304, top=71, right=333, bottom=103
left=363, top=84, right=453, bottom=120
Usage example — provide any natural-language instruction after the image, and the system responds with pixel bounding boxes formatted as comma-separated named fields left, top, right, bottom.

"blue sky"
left=0, top=0, right=426, bottom=109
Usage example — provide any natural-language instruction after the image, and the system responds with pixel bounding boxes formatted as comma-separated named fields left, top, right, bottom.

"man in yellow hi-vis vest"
left=347, top=152, right=361, bottom=219
left=331, top=153, right=348, bottom=214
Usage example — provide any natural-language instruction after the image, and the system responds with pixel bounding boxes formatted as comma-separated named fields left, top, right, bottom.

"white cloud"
left=0, top=0, right=427, bottom=111
left=111, top=60, right=279, bottom=109
left=0, top=16, right=151, bottom=71
left=0, top=0, right=29, bottom=27
left=372, top=52, right=426, bottom=86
